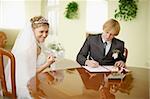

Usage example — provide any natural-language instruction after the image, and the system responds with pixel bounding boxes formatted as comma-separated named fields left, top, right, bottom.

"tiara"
left=34, top=17, right=48, bottom=24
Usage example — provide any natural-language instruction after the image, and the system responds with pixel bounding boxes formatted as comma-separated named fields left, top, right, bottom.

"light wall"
left=108, top=0, right=149, bottom=67
left=58, top=0, right=86, bottom=60
left=148, top=0, right=150, bottom=67
left=25, top=0, right=42, bottom=21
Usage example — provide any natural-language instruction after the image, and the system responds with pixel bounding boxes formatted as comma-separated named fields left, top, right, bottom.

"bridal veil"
left=5, top=22, right=37, bottom=98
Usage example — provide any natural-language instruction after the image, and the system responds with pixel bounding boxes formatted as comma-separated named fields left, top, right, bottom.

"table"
left=28, top=67, right=149, bottom=99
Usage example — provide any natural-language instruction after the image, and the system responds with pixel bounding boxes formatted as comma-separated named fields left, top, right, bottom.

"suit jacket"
left=76, top=34, right=126, bottom=66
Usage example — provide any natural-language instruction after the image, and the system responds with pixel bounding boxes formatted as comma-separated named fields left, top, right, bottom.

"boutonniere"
left=112, top=49, right=121, bottom=59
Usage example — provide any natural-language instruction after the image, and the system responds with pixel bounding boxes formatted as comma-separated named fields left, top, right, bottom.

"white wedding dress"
left=5, top=23, right=47, bottom=99
left=37, top=48, right=47, bottom=67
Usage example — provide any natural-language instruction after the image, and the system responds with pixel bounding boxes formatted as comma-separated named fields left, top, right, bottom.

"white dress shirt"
left=102, top=38, right=112, bottom=56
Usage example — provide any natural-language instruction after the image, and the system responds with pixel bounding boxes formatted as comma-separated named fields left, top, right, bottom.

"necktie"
left=103, top=42, right=107, bottom=56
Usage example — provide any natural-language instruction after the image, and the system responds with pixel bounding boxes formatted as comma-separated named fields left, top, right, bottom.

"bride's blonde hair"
left=30, top=16, right=49, bottom=29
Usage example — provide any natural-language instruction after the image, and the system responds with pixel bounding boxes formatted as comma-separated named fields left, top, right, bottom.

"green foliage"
left=114, top=0, right=138, bottom=21
left=65, top=1, right=79, bottom=19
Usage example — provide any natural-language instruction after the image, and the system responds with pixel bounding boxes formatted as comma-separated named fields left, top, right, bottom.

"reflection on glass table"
left=28, top=67, right=149, bottom=99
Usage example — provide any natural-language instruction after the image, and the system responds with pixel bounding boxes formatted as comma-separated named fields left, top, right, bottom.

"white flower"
left=47, top=42, right=64, bottom=52
left=47, top=42, right=65, bottom=57
left=112, top=52, right=118, bottom=59
left=112, top=49, right=120, bottom=59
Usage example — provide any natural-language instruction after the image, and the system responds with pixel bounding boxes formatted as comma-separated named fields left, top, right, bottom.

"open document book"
left=82, top=65, right=130, bottom=73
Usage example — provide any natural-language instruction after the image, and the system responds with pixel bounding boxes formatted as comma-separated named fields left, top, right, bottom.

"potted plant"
left=114, top=0, right=138, bottom=21
left=65, top=1, right=79, bottom=19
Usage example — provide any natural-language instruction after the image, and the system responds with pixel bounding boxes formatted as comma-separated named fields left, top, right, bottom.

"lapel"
left=98, top=34, right=105, bottom=56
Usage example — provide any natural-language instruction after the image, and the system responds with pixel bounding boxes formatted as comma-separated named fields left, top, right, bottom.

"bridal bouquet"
left=47, top=42, right=65, bottom=57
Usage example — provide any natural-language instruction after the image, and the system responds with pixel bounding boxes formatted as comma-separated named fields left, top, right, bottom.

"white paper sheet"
left=82, top=65, right=130, bottom=73
left=82, top=66, right=111, bottom=72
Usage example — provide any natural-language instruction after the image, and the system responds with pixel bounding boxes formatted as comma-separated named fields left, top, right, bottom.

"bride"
left=5, top=16, right=55, bottom=98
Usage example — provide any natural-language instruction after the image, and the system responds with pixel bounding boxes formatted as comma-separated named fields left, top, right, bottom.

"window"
left=47, top=0, right=59, bottom=35
left=86, top=0, right=108, bottom=33
left=0, top=0, right=25, bottom=29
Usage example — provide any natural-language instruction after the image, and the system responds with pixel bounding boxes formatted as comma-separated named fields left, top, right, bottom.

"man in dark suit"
left=76, top=19, right=126, bottom=68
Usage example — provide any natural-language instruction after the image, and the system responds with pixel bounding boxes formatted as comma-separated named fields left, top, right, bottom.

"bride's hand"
left=46, top=55, right=56, bottom=66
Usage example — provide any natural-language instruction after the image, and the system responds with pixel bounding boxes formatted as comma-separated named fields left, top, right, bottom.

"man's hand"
left=114, top=60, right=125, bottom=68
left=85, top=59, right=100, bottom=68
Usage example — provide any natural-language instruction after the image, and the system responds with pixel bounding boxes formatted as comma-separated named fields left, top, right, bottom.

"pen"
left=90, top=56, right=94, bottom=60
left=90, top=56, right=100, bottom=67
left=85, top=56, right=94, bottom=66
